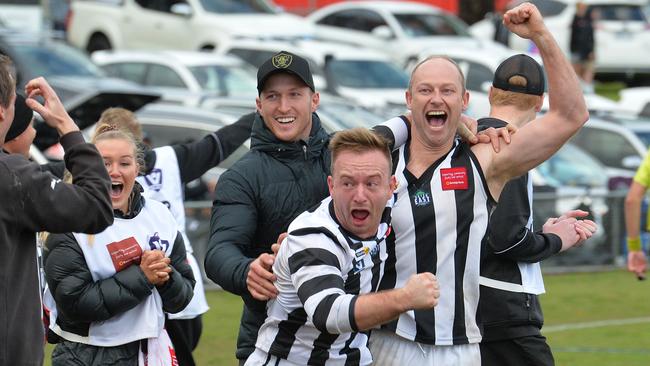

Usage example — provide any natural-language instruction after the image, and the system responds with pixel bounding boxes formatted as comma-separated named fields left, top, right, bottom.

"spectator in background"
left=624, top=152, right=650, bottom=280
left=0, top=55, right=113, bottom=366
left=570, top=1, right=595, bottom=92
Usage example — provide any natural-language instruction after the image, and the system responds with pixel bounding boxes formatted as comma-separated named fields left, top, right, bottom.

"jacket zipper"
left=302, top=145, right=308, bottom=160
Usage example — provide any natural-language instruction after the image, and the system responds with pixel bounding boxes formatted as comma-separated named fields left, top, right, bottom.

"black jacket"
left=478, top=117, right=562, bottom=341
left=44, top=185, right=194, bottom=345
left=570, top=12, right=594, bottom=55
left=205, top=112, right=331, bottom=360
left=0, top=131, right=113, bottom=366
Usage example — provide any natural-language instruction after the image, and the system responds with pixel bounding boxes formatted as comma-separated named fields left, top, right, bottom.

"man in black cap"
left=477, top=54, right=597, bottom=366
left=204, top=50, right=333, bottom=364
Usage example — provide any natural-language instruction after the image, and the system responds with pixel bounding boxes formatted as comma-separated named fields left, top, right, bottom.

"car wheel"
left=87, top=33, right=111, bottom=54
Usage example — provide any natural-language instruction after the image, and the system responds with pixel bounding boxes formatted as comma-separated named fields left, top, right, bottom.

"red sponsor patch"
left=106, top=237, right=142, bottom=272
left=440, top=167, right=469, bottom=190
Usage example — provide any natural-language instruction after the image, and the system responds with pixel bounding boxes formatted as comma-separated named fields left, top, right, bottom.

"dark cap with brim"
left=5, top=94, right=34, bottom=142
left=257, top=50, right=315, bottom=94
left=492, top=54, right=545, bottom=96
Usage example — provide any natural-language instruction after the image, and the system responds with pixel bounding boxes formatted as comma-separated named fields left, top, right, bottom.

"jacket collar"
left=114, top=181, right=146, bottom=219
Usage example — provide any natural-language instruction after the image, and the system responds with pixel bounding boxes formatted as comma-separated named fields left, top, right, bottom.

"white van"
left=0, top=0, right=44, bottom=34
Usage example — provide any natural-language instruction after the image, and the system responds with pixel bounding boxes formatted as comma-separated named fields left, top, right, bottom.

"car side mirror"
left=622, top=155, right=642, bottom=169
left=171, top=3, right=193, bottom=17
left=372, top=25, right=394, bottom=39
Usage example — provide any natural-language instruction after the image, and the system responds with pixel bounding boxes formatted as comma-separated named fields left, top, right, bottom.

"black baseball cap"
left=492, top=54, right=545, bottom=96
left=5, top=94, right=34, bottom=142
left=257, top=51, right=315, bottom=94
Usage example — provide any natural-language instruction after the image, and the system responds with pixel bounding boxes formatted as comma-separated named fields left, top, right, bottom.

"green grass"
left=45, top=270, right=650, bottom=366
left=595, top=81, right=626, bottom=101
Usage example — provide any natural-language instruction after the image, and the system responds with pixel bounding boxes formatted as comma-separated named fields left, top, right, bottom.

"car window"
left=590, top=5, right=646, bottom=22
left=102, top=62, right=148, bottom=84
left=145, top=64, right=187, bottom=88
left=188, top=65, right=256, bottom=96
left=537, top=144, right=607, bottom=187
left=453, top=58, right=493, bottom=92
left=141, top=124, right=207, bottom=147
left=227, top=48, right=322, bottom=76
left=327, top=60, right=408, bottom=89
left=571, top=127, right=641, bottom=169
left=199, top=0, right=276, bottom=14
left=528, top=0, right=567, bottom=17
left=11, top=42, right=104, bottom=79
left=393, top=13, right=470, bottom=37
left=134, top=0, right=182, bottom=12
left=317, top=9, right=388, bottom=33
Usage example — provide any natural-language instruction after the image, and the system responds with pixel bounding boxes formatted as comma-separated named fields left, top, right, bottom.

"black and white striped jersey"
left=378, top=139, right=495, bottom=346
left=253, top=196, right=393, bottom=366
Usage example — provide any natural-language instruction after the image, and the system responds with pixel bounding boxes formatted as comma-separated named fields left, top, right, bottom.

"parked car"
left=67, top=0, right=314, bottom=53
left=216, top=38, right=409, bottom=117
left=617, top=86, right=650, bottom=117
left=470, top=0, right=650, bottom=76
left=0, top=29, right=159, bottom=150
left=307, top=0, right=511, bottom=68
left=531, top=143, right=609, bottom=264
left=600, top=112, right=650, bottom=147
left=569, top=117, right=647, bottom=190
left=92, top=50, right=258, bottom=105
left=0, top=0, right=43, bottom=34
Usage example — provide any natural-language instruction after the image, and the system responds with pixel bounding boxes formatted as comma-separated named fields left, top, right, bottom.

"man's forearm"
left=353, top=288, right=407, bottom=331
left=534, top=30, right=586, bottom=122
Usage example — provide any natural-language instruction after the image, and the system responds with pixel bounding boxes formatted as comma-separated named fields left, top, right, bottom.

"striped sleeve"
left=286, top=231, right=358, bottom=334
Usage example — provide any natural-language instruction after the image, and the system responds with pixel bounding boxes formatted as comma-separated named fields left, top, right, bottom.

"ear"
left=390, top=175, right=397, bottom=192
left=311, top=91, right=320, bottom=113
left=461, top=89, right=470, bottom=111
left=405, top=89, right=412, bottom=110
left=327, top=175, right=334, bottom=196
left=535, top=95, right=544, bottom=112
left=255, top=96, right=262, bottom=113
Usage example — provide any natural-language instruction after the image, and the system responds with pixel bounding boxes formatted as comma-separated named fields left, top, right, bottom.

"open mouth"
left=276, top=116, right=296, bottom=124
left=110, top=182, right=124, bottom=198
left=426, top=110, right=447, bottom=127
left=351, top=209, right=370, bottom=222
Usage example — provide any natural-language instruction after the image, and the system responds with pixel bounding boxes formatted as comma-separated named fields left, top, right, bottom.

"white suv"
left=67, top=0, right=314, bottom=53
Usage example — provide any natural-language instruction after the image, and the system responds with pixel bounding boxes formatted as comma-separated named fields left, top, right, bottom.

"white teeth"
left=277, top=117, right=295, bottom=124
left=426, top=111, right=446, bottom=116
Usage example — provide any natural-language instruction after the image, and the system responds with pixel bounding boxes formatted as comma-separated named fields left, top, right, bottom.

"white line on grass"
left=543, top=316, right=650, bottom=333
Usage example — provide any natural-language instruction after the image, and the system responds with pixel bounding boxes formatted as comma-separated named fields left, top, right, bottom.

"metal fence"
left=186, top=189, right=630, bottom=286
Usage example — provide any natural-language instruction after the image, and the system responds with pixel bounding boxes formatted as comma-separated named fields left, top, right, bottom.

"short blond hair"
left=489, top=75, right=540, bottom=110
left=329, top=128, right=392, bottom=174
left=96, top=107, right=143, bottom=141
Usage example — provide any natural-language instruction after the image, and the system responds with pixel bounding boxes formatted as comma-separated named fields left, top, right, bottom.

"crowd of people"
left=0, top=3, right=617, bottom=366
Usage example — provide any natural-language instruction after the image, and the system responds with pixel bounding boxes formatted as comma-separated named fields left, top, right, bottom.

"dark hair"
left=329, top=128, right=392, bottom=174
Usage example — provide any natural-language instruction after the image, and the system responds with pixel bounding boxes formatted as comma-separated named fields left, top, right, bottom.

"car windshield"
left=591, top=5, right=646, bottom=22
left=318, top=102, right=384, bottom=131
left=537, top=144, right=608, bottom=188
left=188, top=65, right=257, bottom=96
left=328, top=60, right=408, bottom=89
left=393, top=13, right=470, bottom=37
left=199, top=0, right=276, bottom=14
left=13, top=42, right=104, bottom=78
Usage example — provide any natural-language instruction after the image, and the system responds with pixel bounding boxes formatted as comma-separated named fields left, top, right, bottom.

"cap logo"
left=272, top=53, right=293, bottom=69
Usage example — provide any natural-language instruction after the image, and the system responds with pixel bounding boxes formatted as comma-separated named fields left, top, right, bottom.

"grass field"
left=44, top=269, right=650, bottom=365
